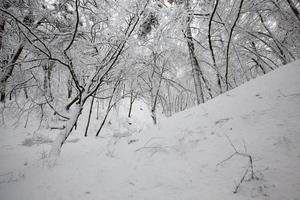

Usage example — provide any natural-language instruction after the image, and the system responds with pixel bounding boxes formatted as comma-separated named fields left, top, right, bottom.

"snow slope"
left=0, top=60, right=300, bottom=200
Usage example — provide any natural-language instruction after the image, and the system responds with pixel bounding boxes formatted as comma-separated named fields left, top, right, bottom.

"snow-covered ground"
left=1, top=60, right=300, bottom=200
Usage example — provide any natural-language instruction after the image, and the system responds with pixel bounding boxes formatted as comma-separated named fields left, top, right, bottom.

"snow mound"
left=1, top=60, right=300, bottom=200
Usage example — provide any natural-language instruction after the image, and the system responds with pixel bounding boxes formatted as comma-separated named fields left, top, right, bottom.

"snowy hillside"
left=1, top=60, right=300, bottom=200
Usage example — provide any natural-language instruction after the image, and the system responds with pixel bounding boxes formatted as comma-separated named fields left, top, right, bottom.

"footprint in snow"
left=214, top=118, right=232, bottom=127
left=255, top=94, right=263, bottom=99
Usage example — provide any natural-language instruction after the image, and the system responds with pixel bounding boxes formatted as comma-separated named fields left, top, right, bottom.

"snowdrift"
left=0, top=60, right=300, bottom=200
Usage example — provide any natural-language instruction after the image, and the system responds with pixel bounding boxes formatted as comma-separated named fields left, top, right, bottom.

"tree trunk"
left=23, top=83, right=29, bottom=99
left=96, top=99, right=99, bottom=120
left=151, top=66, right=164, bottom=125
left=48, top=104, right=83, bottom=163
left=128, top=91, right=134, bottom=118
left=208, top=0, right=222, bottom=94
left=96, top=93, right=115, bottom=136
left=0, top=15, right=5, bottom=50
left=84, top=95, right=95, bottom=137
left=0, top=43, right=24, bottom=102
left=43, top=62, right=53, bottom=97
left=67, top=75, right=73, bottom=99
left=96, top=108, right=110, bottom=136
left=185, top=0, right=204, bottom=104
left=96, top=77, right=121, bottom=136
left=0, top=0, right=10, bottom=50
left=225, top=0, right=245, bottom=91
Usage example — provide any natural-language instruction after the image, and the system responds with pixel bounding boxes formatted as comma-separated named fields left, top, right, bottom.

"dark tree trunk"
left=128, top=91, right=134, bottom=118
left=23, top=84, right=29, bottom=99
left=0, top=16, right=5, bottom=50
left=84, top=95, right=95, bottom=137
left=208, top=0, right=222, bottom=94
left=225, top=0, right=245, bottom=91
left=185, top=0, right=204, bottom=104
left=96, top=77, right=121, bottom=136
left=67, top=76, right=73, bottom=99
left=0, top=44, right=24, bottom=102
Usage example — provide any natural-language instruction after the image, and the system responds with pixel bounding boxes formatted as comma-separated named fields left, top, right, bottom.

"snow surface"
left=0, top=60, right=300, bottom=200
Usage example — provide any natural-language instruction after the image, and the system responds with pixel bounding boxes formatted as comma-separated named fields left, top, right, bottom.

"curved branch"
left=0, top=8, right=51, bottom=57
left=64, top=0, right=80, bottom=52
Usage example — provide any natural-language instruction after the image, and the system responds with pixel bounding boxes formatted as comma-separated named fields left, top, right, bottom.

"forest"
left=0, top=0, right=300, bottom=199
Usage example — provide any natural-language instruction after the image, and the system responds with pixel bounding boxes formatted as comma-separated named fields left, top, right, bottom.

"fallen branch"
left=218, top=133, right=258, bottom=193
left=135, top=137, right=169, bottom=157
left=135, top=146, right=167, bottom=152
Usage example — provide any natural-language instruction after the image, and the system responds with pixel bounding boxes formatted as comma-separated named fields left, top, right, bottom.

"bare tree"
left=208, top=0, right=222, bottom=94
left=184, top=0, right=204, bottom=104
left=48, top=0, right=151, bottom=159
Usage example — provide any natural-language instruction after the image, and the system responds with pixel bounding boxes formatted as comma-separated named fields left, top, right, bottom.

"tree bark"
left=84, top=95, right=95, bottom=137
left=0, top=1, right=10, bottom=50
left=208, top=0, right=222, bottom=94
left=48, top=104, right=83, bottom=162
left=128, top=91, right=134, bottom=118
left=67, top=75, right=73, bottom=99
left=185, top=0, right=204, bottom=104
left=225, top=0, right=245, bottom=91
left=0, top=15, right=5, bottom=50
left=151, top=67, right=164, bottom=125
left=96, top=80, right=120, bottom=137
left=0, top=43, right=24, bottom=102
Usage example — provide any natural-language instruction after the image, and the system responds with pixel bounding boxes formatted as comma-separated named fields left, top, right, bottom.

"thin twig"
left=233, top=165, right=250, bottom=193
